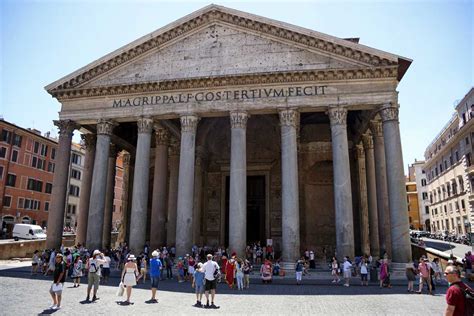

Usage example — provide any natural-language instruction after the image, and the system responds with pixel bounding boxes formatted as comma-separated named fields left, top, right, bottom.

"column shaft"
left=75, top=134, right=95, bottom=246
left=192, top=148, right=204, bottom=245
left=371, top=120, right=392, bottom=256
left=229, top=111, right=248, bottom=257
left=150, top=124, right=169, bottom=250
left=117, top=153, right=131, bottom=244
left=280, top=109, right=300, bottom=264
left=102, top=145, right=117, bottom=249
left=46, top=120, right=77, bottom=250
left=129, top=117, right=153, bottom=254
left=356, top=145, right=370, bottom=256
left=363, top=134, right=380, bottom=257
left=176, top=115, right=199, bottom=256
left=328, top=106, right=355, bottom=259
left=380, top=104, right=412, bottom=263
left=86, top=120, right=116, bottom=251
left=166, top=140, right=179, bottom=246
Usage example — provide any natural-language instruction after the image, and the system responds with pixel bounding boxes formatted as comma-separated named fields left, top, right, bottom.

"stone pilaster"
left=75, top=134, right=96, bottom=246
left=129, top=117, right=153, bottom=254
left=46, top=120, right=78, bottom=250
left=193, top=146, right=205, bottom=245
left=166, top=138, right=180, bottom=246
left=102, top=144, right=118, bottom=249
left=279, top=109, right=301, bottom=265
left=86, top=119, right=117, bottom=251
left=328, top=105, right=355, bottom=259
left=150, top=123, right=169, bottom=251
left=176, top=114, right=199, bottom=256
left=362, top=134, right=380, bottom=257
left=117, top=152, right=131, bottom=244
left=355, top=144, right=370, bottom=256
left=379, top=104, right=412, bottom=263
left=370, top=119, right=392, bottom=257
left=229, top=110, right=248, bottom=257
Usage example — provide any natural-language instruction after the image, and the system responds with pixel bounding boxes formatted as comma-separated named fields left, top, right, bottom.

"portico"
left=45, top=4, right=412, bottom=265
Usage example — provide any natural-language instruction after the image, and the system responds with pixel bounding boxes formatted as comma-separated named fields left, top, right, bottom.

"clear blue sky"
left=1, top=0, right=473, bottom=172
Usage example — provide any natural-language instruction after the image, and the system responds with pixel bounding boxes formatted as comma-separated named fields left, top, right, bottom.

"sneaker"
left=205, top=302, right=210, bottom=309
left=343, top=284, right=349, bottom=287
left=85, top=296, right=90, bottom=302
left=331, top=280, right=336, bottom=283
left=92, top=296, right=99, bottom=301
left=53, top=306, right=61, bottom=310
left=49, top=304, right=56, bottom=309
left=210, top=303, right=220, bottom=309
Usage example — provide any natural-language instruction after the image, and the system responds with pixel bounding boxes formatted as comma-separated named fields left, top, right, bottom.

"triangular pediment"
left=46, top=4, right=411, bottom=97
left=82, top=23, right=366, bottom=88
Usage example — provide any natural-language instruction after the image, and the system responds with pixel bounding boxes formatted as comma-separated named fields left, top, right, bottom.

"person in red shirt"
left=444, top=265, right=472, bottom=316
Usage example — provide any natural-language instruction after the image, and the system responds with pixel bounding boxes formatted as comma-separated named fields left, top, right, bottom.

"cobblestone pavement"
left=0, top=264, right=446, bottom=315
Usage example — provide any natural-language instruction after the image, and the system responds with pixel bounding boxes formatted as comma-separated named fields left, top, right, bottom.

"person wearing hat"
left=121, top=254, right=139, bottom=305
left=48, top=253, right=66, bottom=310
left=148, top=250, right=162, bottom=303
left=85, top=250, right=106, bottom=302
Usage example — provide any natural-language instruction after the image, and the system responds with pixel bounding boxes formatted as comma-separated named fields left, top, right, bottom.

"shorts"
left=150, top=276, right=159, bottom=288
left=88, top=272, right=100, bottom=290
left=49, top=283, right=63, bottom=296
left=296, top=271, right=302, bottom=281
left=195, top=285, right=204, bottom=294
left=361, top=273, right=368, bottom=281
left=102, top=268, right=110, bottom=277
left=205, top=279, right=217, bottom=291
left=343, top=270, right=351, bottom=279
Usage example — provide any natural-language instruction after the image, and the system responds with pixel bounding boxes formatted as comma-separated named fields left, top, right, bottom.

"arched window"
left=22, top=216, right=31, bottom=224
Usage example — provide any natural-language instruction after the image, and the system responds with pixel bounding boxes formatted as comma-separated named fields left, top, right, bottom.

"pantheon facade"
left=45, top=5, right=412, bottom=264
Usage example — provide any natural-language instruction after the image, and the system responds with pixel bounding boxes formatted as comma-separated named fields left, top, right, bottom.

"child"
left=192, top=263, right=205, bottom=307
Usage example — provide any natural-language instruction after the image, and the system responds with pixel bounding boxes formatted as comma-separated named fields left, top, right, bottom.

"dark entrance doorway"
left=225, top=175, right=266, bottom=246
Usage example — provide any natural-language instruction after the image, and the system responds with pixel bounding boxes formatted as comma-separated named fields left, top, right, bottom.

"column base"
left=280, top=261, right=296, bottom=273
left=389, top=262, right=410, bottom=278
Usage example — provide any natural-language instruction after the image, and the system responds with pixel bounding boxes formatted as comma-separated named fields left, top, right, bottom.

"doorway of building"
left=225, top=175, right=266, bottom=247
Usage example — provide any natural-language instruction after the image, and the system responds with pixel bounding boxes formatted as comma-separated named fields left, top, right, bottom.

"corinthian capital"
left=362, top=133, right=374, bottom=150
left=80, top=134, right=96, bottom=151
left=279, top=109, right=299, bottom=127
left=54, top=120, right=78, bottom=137
left=355, top=144, right=365, bottom=160
left=137, top=117, right=153, bottom=134
left=168, top=137, right=180, bottom=156
left=180, top=114, right=199, bottom=133
left=379, top=103, right=399, bottom=122
left=97, top=119, right=117, bottom=136
left=230, top=111, right=249, bottom=129
left=154, top=122, right=170, bottom=146
left=369, top=120, right=383, bottom=137
left=327, top=106, right=348, bottom=126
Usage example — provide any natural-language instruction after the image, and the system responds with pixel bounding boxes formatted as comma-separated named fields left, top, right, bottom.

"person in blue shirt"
left=148, top=250, right=162, bottom=303
left=192, top=262, right=205, bottom=307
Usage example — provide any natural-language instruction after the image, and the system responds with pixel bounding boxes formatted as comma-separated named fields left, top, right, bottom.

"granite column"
left=102, top=144, right=117, bottom=249
left=166, top=138, right=180, bottom=246
left=355, top=144, right=370, bottom=256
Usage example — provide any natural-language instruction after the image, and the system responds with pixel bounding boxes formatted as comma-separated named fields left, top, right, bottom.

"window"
left=450, top=156, right=453, bottom=165
left=440, top=164, right=443, bottom=172
left=67, top=204, right=76, bottom=214
left=34, top=141, right=39, bottom=154
left=422, top=192, right=428, bottom=200
left=71, top=169, right=81, bottom=180
left=455, top=201, right=459, bottom=211
left=32, top=156, right=37, bottom=168
left=27, top=178, right=43, bottom=192
left=71, top=153, right=82, bottom=165
left=3, top=196, right=11, bottom=207
left=12, top=134, right=22, bottom=147
left=444, top=161, right=447, bottom=169
left=425, top=206, right=429, bottom=214
left=45, top=183, right=53, bottom=194
left=40, top=144, right=48, bottom=157
left=47, top=162, right=55, bottom=172
left=6, top=174, right=16, bottom=187
left=435, top=167, right=438, bottom=176
left=0, top=166, right=3, bottom=179
left=45, top=202, right=49, bottom=211
left=18, top=198, right=24, bottom=209
left=1, top=130, right=12, bottom=143
left=466, top=137, right=470, bottom=145
left=421, top=179, right=427, bottom=186
left=24, top=199, right=31, bottom=209
left=462, top=200, right=466, bottom=209
left=69, top=185, right=80, bottom=197
left=455, top=151, right=459, bottom=161
left=0, top=147, right=6, bottom=158
left=11, top=150, right=18, bottom=163
left=51, top=148, right=56, bottom=160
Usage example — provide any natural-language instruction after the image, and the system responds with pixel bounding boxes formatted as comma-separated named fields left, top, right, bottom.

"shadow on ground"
left=1, top=265, right=450, bottom=296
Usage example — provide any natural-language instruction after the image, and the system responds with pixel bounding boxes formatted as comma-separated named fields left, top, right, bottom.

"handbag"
left=52, top=283, right=63, bottom=292
left=116, top=282, right=125, bottom=297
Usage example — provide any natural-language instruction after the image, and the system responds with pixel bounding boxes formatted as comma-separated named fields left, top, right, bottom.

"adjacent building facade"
left=44, top=5, right=413, bottom=264
left=408, top=160, right=430, bottom=230
left=424, top=88, right=474, bottom=235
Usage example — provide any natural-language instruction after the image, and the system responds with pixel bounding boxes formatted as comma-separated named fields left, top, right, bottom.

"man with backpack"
left=444, top=265, right=474, bottom=316
left=85, top=250, right=106, bottom=302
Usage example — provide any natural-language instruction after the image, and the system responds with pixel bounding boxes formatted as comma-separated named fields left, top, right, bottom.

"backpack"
left=454, top=283, right=474, bottom=316
left=213, top=263, right=221, bottom=280
left=89, top=260, right=98, bottom=273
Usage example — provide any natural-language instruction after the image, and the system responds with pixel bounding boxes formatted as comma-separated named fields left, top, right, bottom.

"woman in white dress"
left=121, top=254, right=139, bottom=304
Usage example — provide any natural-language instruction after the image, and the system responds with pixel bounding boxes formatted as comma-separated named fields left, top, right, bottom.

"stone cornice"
left=47, top=8, right=400, bottom=95
left=51, top=67, right=398, bottom=100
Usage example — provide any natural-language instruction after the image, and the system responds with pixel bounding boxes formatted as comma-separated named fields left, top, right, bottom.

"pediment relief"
left=46, top=5, right=410, bottom=96
left=82, top=23, right=364, bottom=88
